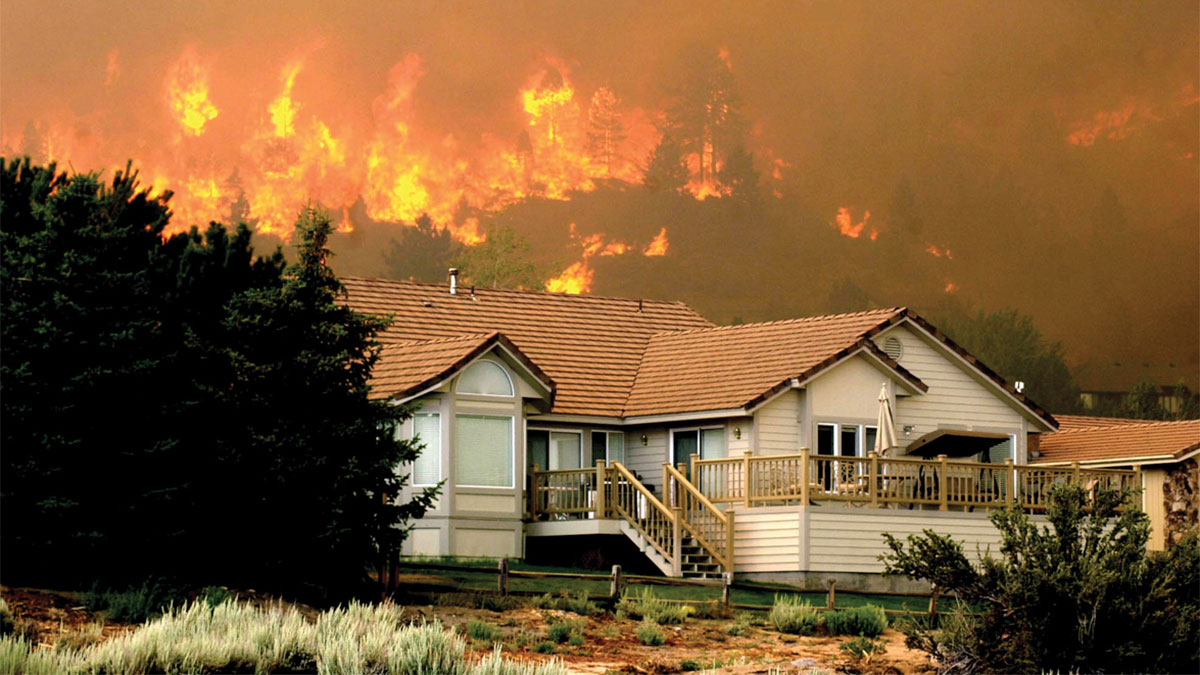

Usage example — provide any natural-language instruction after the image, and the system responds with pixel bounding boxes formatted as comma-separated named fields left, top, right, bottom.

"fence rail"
left=691, top=449, right=1139, bottom=512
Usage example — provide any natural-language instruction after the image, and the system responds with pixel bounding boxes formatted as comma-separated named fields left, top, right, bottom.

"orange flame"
left=834, top=207, right=871, bottom=239
left=643, top=227, right=669, bottom=256
left=545, top=260, right=593, bottom=294
left=944, top=281, right=959, bottom=293
left=165, top=46, right=219, bottom=137
left=925, top=243, right=953, bottom=259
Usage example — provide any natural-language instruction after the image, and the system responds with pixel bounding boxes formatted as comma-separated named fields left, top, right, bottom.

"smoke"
left=2, top=0, right=1197, bottom=384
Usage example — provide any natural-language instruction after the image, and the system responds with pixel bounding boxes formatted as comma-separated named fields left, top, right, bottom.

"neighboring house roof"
left=343, top=278, right=712, bottom=416
left=1033, top=418, right=1200, bottom=466
left=1053, top=414, right=1143, bottom=430
left=343, top=277, right=1057, bottom=425
left=1074, top=360, right=1198, bottom=394
left=370, top=332, right=554, bottom=402
left=623, top=309, right=927, bottom=417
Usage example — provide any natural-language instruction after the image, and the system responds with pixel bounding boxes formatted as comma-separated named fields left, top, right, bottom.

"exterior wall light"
left=640, top=433, right=648, bottom=446
left=903, top=424, right=915, bottom=436
left=734, top=426, right=742, bottom=440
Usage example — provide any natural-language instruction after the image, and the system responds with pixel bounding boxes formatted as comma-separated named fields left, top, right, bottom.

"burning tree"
left=586, top=86, right=626, bottom=176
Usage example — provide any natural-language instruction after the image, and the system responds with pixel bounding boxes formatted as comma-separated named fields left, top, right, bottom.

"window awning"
left=904, top=429, right=1010, bottom=458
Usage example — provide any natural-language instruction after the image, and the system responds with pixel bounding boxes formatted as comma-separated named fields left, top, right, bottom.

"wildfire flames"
left=833, top=207, right=874, bottom=239
left=545, top=224, right=668, bottom=294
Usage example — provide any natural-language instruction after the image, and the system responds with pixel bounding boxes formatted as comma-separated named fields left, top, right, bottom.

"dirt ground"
left=2, top=585, right=936, bottom=674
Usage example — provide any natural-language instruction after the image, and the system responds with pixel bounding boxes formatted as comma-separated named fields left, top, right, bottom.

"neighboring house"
left=345, top=276, right=1136, bottom=588
left=1032, top=415, right=1200, bottom=550
left=1075, top=361, right=1199, bottom=415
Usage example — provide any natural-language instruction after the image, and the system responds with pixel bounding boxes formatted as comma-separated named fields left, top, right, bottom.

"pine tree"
left=643, top=134, right=689, bottom=193
left=586, top=87, right=626, bottom=176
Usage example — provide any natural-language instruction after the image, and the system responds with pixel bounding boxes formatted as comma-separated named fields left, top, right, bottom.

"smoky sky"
left=3, top=0, right=1197, bottom=384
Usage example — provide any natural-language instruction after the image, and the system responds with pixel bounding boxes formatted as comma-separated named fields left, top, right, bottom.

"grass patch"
left=768, top=595, right=819, bottom=635
left=616, top=588, right=690, bottom=625
left=82, top=578, right=188, bottom=623
left=635, top=619, right=665, bottom=646
left=466, top=620, right=500, bottom=643
left=823, top=605, right=887, bottom=637
left=0, top=599, right=569, bottom=674
left=529, top=590, right=601, bottom=616
left=841, top=635, right=886, bottom=663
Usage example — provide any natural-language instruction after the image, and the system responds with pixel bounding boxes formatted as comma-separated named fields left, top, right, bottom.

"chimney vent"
left=637, top=298, right=643, bottom=313
left=448, top=268, right=459, bottom=295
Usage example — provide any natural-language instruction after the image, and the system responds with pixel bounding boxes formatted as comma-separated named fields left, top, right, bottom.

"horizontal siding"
left=878, top=325, right=1023, bottom=450
left=806, top=508, right=1041, bottom=573
left=624, top=428, right=667, bottom=485
left=755, top=391, right=801, bottom=455
left=733, top=509, right=801, bottom=572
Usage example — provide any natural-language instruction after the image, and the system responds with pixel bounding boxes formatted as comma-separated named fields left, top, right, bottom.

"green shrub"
left=436, top=592, right=524, bottom=612
left=52, top=622, right=104, bottom=652
left=547, top=622, right=572, bottom=644
left=822, top=606, right=887, bottom=637
left=635, top=619, right=665, bottom=646
left=692, top=600, right=733, bottom=620
left=616, top=588, right=690, bottom=624
left=567, top=633, right=584, bottom=647
left=83, top=578, right=187, bottom=623
left=198, top=586, right=234, bottom=606
left=532, top=641, right=557, bottom=654
left=724, top=617, right=750, bottom=636
left=840, top=635, right=886, bottom=662
left=467, top=620, right=500, bottom=642
left=768, top=595, right=819, bottom=635
left=679, top=658, right=702, bottom=671
left=529, top=591, right=600, bottom=616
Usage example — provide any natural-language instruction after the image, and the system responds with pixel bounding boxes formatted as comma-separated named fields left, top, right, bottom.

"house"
left=344, top=275, right=1138, bottom=588
left=1031, top=415, right=1200, bottom=550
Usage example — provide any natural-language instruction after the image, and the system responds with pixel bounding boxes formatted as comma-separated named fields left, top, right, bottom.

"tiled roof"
left=343, top=278, right=712, bottom=416
left=369, top=332, right=553, bottom=401
left=1033, top=418, right=1200, bottom=465
left=623, top=309, right=919, bottom=416
left=1053, top=414, right=1144, bottom=430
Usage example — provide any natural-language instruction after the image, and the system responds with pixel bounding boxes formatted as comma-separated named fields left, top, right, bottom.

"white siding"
left=732, top=507, right=802, bottom=572
left=875, top=325, right=1025, bottom=453
left=727, top=416, right=753, bottom=456
left=624, top=427, right=668, bottom=485
left=754, top=390, right=802, bottom=455
left=806, top=507, right=1038, bottom=573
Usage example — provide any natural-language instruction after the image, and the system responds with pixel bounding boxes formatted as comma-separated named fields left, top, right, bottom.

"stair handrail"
left=664, top=463, right=733, bottom=572
left=608, top=462, right=678, bottom=567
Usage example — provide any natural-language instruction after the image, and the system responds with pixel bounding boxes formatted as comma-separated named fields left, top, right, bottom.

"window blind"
left=455, top=414, right=513, bottom=487
left=412, top=413, right=441, bottom=485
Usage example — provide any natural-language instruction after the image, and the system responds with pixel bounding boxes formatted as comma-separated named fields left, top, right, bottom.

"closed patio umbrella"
left=874, top=382, right=899, bottom=456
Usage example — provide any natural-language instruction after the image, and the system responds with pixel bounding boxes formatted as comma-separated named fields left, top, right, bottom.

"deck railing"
left=691, top=449, right=1139, bottom=512
left=663, top=463, right=733, bottom=571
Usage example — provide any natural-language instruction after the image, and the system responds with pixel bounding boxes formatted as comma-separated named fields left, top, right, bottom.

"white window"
left=816, top=422, right=878, bottom=457
left=455, top=414, right=514, bottom=487
left=456, top=360, right=514, bottom=397
left=671, top=427, right=726, bottom=467
left=590, top=431, right=625, bottom=465
left=408, top=413, right=441, bottom=486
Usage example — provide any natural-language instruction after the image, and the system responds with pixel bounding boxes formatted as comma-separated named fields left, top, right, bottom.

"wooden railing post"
left=671, top=506, right=683, bottom=576
left=726, top=509, right=736, bottom=574
left=595, top=459, right=607, bottom=518
left=937, top=454, right=949, bottom=511
left=742, top=450, right=752, bottom=508
left=662, top=463, right=671, bottom=507
left=1004, top=458, right=1015, bottom=505
left=529, top=464, right=540, bottom=519
left=800, top=447, right=811, bottom=505
left=869, top=451, right=879, bottom=507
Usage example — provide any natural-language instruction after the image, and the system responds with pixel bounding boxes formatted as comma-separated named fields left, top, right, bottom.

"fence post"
left=722, top=571, right=733, bottom=608
left=610, top=564, right=622, bottom=601
left=725, top=509, right=736, bottom=575
left=529, top=464, right=540, bottom=519
left=869, top=451, right=879, bottom=507
left=928, top=588, right=939, bottom=626
left=671, top=506, right=683, bottom=577
left=825, top=577, right=837, bottom=610
left=1004, top=458, right=1015, bottom=505
left=742, top=450, right=752, bottom=508
left=937, top=454, right=949, bottom=511
left=800, top=447, right=811, bottom=505
left=595, top=459, right=607, bottom=518
left=498, top=558, right=509, bottom=596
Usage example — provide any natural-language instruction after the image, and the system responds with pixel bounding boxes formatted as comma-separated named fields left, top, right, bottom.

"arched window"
left=456, top=360, right=514, bottom=396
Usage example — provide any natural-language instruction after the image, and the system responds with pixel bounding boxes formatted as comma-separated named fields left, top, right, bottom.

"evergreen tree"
left=643, top=133, right=689, bottom=193
left=384, top=213, right=461, bottom=282
left=586, top=86, right=626, bottom=176
left=664, top=47, right=746, bottom=186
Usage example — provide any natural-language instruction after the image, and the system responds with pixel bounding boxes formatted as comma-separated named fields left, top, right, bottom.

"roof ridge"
left=383, top=332, right=498, bottom=347
left=342, top=275, right=700, bottom=309
left=648, top=307, right=906, bottom=338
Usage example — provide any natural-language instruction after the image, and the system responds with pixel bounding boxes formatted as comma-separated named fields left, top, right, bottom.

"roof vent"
left=1014, top=381, right=1025, bottom=393
left=883, top=336, right=903, bottom=361
left=448, top=268, right=459, bottom=295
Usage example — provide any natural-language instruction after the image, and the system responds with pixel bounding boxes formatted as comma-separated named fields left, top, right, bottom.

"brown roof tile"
left=344, top=278, right=712, bottom=416
left=1053, top=414, right=1144, bottom=430
left=1033, top=418, right=1200, bottom=465
left=622, top=309, right=915, bottom=417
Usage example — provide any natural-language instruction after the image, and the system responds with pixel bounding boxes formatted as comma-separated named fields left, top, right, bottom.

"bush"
left=881, top=484, right=1200, bottom=673
left=547, top=618, right=583, bottom=644
left=529, top=590, right=600, bottom=616
left=692, top=600, right=732, bottom=620
left=635, top=619, right=666, bottom=646
left=768, top=595, right=819, bottom=635
left=840, top=635, right=885, bottom=663
left=616, top=588, right=690, bottom=624
left=822, top=606, right=887, bottom=637
left=0, top=599, right=569, bottom=674
left=532, top=641, right=557, bottom=654
left=83, top=578, right=187, bottom=623
left=724, top=617, right=750, bottom=636
left=467, top=620, right=499, bottom=643
left=52, top=622, right=104, bottom=652
left=567, top=633, right=584, bottom=647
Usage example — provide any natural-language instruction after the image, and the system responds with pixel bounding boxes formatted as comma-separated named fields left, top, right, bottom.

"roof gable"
left=370, top=332, right=554, bottom=403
